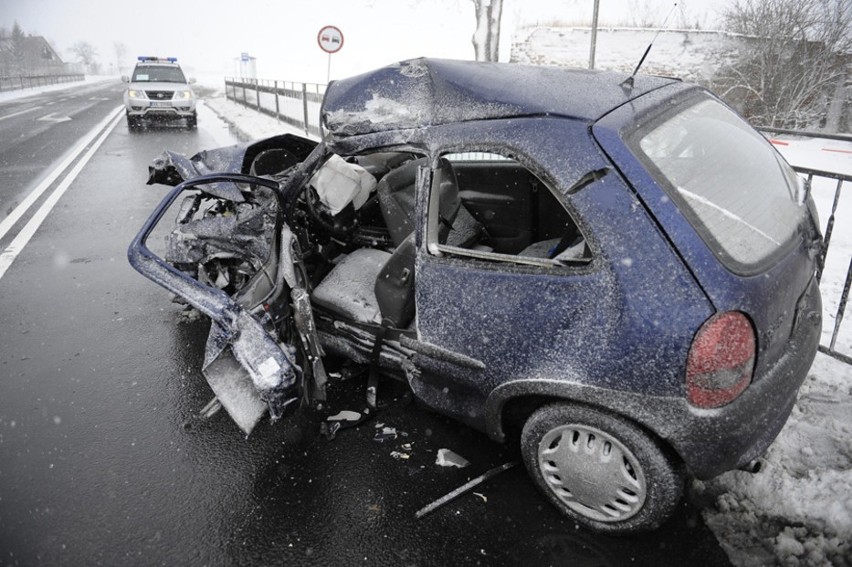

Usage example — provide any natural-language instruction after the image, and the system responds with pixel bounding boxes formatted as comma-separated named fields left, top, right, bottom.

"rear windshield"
left=132, top=65, right=187, bottom=83
left=631, top=96, right=805, bottom=273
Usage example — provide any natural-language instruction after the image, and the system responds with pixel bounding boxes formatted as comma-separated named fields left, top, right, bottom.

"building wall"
left=510, top=27, right=742, bottom=83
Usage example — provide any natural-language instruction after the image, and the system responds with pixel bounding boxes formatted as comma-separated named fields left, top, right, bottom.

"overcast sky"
left=1, top=0, right=733, bottom=83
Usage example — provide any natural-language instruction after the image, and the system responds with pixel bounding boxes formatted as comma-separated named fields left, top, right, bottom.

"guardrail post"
left=274, top=80, right=280, bottom=122
left=256, top=79, right=261, bottom=111
left=817, top=178, right=844, bottom=284
left=302, top=83, right=310, bottom=136
left=791, top=164, right=851, bottom=367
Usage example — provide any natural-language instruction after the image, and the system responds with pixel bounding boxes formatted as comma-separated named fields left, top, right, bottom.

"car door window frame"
left=424, top=150, right=592, bottom=271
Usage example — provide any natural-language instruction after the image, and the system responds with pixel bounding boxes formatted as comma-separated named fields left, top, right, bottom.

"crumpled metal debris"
left=435, top=448, right=469, bottom=468
left=327, top=410, right=363, bottom=422
left=374, top=426, right=398, bottom=442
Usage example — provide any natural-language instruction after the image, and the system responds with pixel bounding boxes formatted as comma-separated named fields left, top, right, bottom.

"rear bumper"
left=665, top=276, right=822, bottom=478
left=485, top=277, right=822, bottom=479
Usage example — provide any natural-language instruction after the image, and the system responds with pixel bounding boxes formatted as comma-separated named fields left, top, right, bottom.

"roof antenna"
left=622, top=2, right=678, bottom=89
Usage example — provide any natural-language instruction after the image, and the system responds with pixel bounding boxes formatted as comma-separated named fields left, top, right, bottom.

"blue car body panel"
left=409, top=118, right=713, bottom=418
left=593, top=87, right=822, bottom=381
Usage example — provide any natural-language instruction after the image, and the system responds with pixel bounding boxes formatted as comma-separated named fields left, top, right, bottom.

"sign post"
left=317, top=25, right=344, bottom=84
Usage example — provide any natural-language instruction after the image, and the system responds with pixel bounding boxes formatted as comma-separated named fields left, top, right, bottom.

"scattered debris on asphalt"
left=435, top=448, right=469, bottom=468
left=416, top=461, right=519, bottom=519
left=374, top=425, right=398, bottom=442
left=327, top=410, right=362, bottom=422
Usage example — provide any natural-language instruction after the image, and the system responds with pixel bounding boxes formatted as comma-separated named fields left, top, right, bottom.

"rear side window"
left=631, top=97, right=805, bottom=273
left=426, top=151, right=591, bottom=269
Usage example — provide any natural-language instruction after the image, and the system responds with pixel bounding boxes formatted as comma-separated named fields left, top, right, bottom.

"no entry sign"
left=317, top=26, right=344, bottom=54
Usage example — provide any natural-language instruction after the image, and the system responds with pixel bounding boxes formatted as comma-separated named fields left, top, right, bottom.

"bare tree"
left=471, top=0, right=503, bottom=61
left=719, top=0, right=851, bottom=130
left=69, top=41, right=99, bottom=74
left=114, top=42, right=127, bottom=75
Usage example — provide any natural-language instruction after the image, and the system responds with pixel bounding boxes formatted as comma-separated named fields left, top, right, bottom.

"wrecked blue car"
left=129, top=58, right=823, bottom=534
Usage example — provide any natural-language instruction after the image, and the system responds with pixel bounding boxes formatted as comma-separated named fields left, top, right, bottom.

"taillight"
left=686, top=311, right=755, bottom=408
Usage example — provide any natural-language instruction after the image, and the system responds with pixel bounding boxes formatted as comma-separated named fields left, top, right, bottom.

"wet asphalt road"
left=0, top=82, right=732, bottom=566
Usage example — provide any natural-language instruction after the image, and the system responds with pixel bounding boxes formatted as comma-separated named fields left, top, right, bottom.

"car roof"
left=321, top=57, right=681, bottom=139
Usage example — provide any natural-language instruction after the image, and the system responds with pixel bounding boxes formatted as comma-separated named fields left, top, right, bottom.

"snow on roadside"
left=201, top=84, right=852, bottom=566
left=693, top=352, right=852, bottom=567
left=0, top=75, right=118, bottom=103
left=198, top=78, right=313, bottom=143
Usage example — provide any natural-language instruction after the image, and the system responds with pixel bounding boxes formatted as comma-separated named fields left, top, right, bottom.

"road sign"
left=317, top=25, right=344, bottom=54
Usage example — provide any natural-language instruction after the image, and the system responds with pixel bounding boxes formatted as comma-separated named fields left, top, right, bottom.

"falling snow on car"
left=128, top=58, right=823, bottom=534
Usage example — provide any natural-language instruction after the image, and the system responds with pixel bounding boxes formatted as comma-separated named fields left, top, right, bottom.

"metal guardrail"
left=224, top=78, right=325, bottom=139
left=797, top=164, right=852, bottom=366
left=224, top=79, right=851, bottom=366
left=0, top=73, right=85, bottom=92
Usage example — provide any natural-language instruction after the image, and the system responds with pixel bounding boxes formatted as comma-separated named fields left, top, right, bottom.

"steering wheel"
left=304, top=187, right=359, bottom=239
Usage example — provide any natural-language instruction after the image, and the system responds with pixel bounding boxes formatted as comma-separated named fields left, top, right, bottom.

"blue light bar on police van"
left=137, top=56, right=178, bottom=63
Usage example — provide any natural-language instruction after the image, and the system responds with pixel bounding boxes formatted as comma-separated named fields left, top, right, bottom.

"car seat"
left=311, top=158, right=474, bottom=331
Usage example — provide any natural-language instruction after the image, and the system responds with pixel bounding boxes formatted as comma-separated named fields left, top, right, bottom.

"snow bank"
left=0, top=75, right=118, bottom=103
left=694, top=354, right=852, bottom=567
left=197, top=77, right=313, bottom=142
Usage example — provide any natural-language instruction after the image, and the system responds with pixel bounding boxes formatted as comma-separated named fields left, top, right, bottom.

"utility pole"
left=589, top=0, right=600, bottom=69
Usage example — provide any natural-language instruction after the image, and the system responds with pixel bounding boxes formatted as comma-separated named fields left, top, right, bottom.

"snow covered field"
left=202, top=84, right=851, bottom=567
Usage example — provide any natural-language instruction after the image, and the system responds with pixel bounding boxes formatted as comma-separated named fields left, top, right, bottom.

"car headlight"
left=127, top=89, right=143, bottom=98
left=176, top=90, right=193, bottom=99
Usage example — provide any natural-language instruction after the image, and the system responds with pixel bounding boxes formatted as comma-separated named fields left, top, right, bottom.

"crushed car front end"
left=128, top=134, right=321, bottom=434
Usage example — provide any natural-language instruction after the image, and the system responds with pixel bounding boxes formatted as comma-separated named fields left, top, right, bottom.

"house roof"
left=320, top=58, right=679, bottom=138
left=0, top=34, right=64, bottom=68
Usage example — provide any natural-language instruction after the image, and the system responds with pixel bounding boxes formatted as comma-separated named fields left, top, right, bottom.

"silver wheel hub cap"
left=538, top=424, right=646, bottom=522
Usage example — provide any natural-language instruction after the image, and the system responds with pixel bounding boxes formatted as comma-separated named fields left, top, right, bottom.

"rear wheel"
left=521, top=403, right=684, bottom=534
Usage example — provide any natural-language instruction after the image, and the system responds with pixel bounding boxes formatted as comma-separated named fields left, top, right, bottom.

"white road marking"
left=0, top=106, right=123, bottom=242
left=0, top=105, right=43, bottom=122
left=0, top=106, right=124, bottom=281
left=37, top=112, right=72, bottom=123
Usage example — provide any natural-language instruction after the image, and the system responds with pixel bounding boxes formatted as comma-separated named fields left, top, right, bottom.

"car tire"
left=127, top=116, right=141, bottom=131
left=186, top=113, right=197, bottom=129
left=520, top=402, right=684, bottom=534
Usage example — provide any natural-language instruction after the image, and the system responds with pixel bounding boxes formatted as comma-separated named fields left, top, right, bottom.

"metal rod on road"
left=415, top=461, right=519, bottom=519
